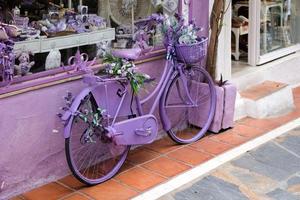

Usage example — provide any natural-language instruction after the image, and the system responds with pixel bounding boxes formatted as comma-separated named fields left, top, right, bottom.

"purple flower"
left=149, top=13, right=165, bottom=23
left=0, top=40, right=15, bottom=81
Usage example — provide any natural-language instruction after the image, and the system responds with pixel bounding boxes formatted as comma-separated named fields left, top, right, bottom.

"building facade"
left=1, top=0, right=299, bottom=198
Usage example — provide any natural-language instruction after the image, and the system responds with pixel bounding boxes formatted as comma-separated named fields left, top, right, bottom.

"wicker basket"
left=175, top=38, right=208, bottom=64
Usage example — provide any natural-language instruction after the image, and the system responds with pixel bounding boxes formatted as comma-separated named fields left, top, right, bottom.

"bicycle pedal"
left=128, top=114, right=137, bottom=119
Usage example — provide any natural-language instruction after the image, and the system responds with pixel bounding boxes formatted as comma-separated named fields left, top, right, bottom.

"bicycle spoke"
left=163, top=67, right=216, bottom=144
left=65, top=92, right=130, bottom=184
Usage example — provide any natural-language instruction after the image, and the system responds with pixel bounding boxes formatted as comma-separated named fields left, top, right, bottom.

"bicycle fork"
left=177, top=64, right=197, bottom=107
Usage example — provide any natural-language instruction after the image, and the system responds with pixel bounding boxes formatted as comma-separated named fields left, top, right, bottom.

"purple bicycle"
left=60, top=30, right=216, bottom=186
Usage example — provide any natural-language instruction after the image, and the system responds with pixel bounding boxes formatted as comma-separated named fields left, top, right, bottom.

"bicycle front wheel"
left=65, top=93, right=130, bottom=185
left=161, top=66, right=216, bottom=144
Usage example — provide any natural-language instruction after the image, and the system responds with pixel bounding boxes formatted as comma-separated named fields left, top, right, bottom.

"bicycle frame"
left=110, top=56, right=196, bottom=121
left=62, top=55, right=196, bottom=141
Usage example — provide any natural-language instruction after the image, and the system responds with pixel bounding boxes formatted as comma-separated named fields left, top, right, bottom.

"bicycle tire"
left=161, top=66, right=216, bottom=144
left=65, top=92, right=130, bottom=185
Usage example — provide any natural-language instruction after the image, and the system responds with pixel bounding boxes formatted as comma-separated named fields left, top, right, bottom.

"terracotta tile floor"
left=11, top=87, right=300, bottom=200
left=240, top=80, right=288, bottom=100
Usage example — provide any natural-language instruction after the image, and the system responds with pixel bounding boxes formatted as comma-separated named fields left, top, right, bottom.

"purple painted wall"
left=0, top=79, right=82, bottom=199
left=0, top=2, right=209, bottom=198
left=191, top=0, right=209, bottom=37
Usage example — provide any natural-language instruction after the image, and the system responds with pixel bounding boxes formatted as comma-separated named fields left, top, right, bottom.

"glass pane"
left=0, top=0, right=180, bottom=85
left=100, top=0, right=179, bottom=49
left=260, top=0, right=300, bottom=55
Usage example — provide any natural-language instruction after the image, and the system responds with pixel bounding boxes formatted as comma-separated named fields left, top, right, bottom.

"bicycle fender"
left=63, top=81, right=137, bottom=139
left=63, top=87, right=95, bottom=139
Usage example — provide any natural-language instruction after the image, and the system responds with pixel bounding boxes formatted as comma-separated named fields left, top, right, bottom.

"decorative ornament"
left=45, top=48, right=62, bottom=70
left=162, top=0, right=178, bottom=15
left=0, top=40, right=15, bottom=83
left=68, top=49, right=96, bottom=72
left=96, top=41, right=111, bottom=58
left=106, top=0, right=152, bottom=25
left=121, top=0, right=137, bottom=16
left=14, top=51, right=35, bottom=76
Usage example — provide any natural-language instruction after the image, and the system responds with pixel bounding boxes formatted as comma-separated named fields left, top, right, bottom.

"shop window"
left=0, top=0, right=180, bottom=87
left=232, top=0, right=300, bottom=65
left=259, top=0, right=300, bottom=55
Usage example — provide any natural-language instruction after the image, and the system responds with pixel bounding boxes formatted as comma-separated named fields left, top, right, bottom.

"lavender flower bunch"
left=103, top=54, right=150, bottom=94
left=160, top=14, right=202, bottom=45
left=161, top=14, right=185, bottom=45
left=148, top=13, right=165, bottom=24
left=178, top=20, right=201, bottom=45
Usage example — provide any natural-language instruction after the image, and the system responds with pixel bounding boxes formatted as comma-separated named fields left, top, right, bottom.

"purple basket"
left=175, top=38, right=208, bottom=64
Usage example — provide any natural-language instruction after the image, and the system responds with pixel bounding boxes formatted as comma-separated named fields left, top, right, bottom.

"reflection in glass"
left=260, top=0, right=300, bottom=55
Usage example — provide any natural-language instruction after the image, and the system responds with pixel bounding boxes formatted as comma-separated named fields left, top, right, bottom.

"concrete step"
left=238, top=81, right=295, bottom=119
left=232, top=52, right=300, bottom=91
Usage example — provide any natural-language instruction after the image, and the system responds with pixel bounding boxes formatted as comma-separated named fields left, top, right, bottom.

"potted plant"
left=206, top=0, right=237, bottom=133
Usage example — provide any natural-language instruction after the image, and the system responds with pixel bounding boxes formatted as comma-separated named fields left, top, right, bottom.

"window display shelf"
left=14, top=28, right=115, bottom=53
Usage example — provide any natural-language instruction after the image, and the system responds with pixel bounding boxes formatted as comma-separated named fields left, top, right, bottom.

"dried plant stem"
left=207, top=0, right=226, bottom=80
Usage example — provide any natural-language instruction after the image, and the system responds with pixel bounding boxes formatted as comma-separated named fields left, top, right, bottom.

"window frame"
left=248, top=0, right=300, bottom=66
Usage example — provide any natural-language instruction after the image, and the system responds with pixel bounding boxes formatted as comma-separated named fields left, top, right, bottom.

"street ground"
left=159, top=127, right=300, bottom=200
left=9, top=87, right=300, bottom=200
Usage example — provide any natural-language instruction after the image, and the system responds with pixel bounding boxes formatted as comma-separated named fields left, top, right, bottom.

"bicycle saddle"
left=112, top=48, right=142, bottom=60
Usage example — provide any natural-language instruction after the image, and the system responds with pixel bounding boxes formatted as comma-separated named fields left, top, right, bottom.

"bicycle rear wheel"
left=65, top=93, right=130, bottom=185
left=161, top=66, right=216, bottom=144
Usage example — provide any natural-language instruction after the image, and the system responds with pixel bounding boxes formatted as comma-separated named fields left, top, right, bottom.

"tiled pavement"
left=11, top=87, right=300, bottom=200
left=160, top=128, right=300, bottom=200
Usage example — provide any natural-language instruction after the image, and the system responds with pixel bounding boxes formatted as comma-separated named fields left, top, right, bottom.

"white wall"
left=209, top=0, right=232, bottom=81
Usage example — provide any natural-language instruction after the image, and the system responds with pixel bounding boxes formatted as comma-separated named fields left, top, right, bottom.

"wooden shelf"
left=14, top=28, right=115, bottom=53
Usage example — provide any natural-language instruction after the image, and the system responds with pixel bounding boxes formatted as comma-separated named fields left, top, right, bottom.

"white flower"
left=109, top=70, right=113, bottom=74
left=127, top=68, right=133, bottom=73
left=188, top=25, right=193, bottom=32
left=165, top=16, right=171, bottom=27
left=122, top=72, right=127, bottom=77
left=144, top=74, right=151, bottom=79
left=179, top=35, right=189, bottom=44
left=117, top=70, right=122, bottom=75
left=124, top=63, right=131, bottom=68
left=111, top=63, right=116, bottom=67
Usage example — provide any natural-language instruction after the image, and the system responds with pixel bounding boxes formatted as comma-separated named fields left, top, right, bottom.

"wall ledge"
left=0, top=54, right=165, bottom=100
